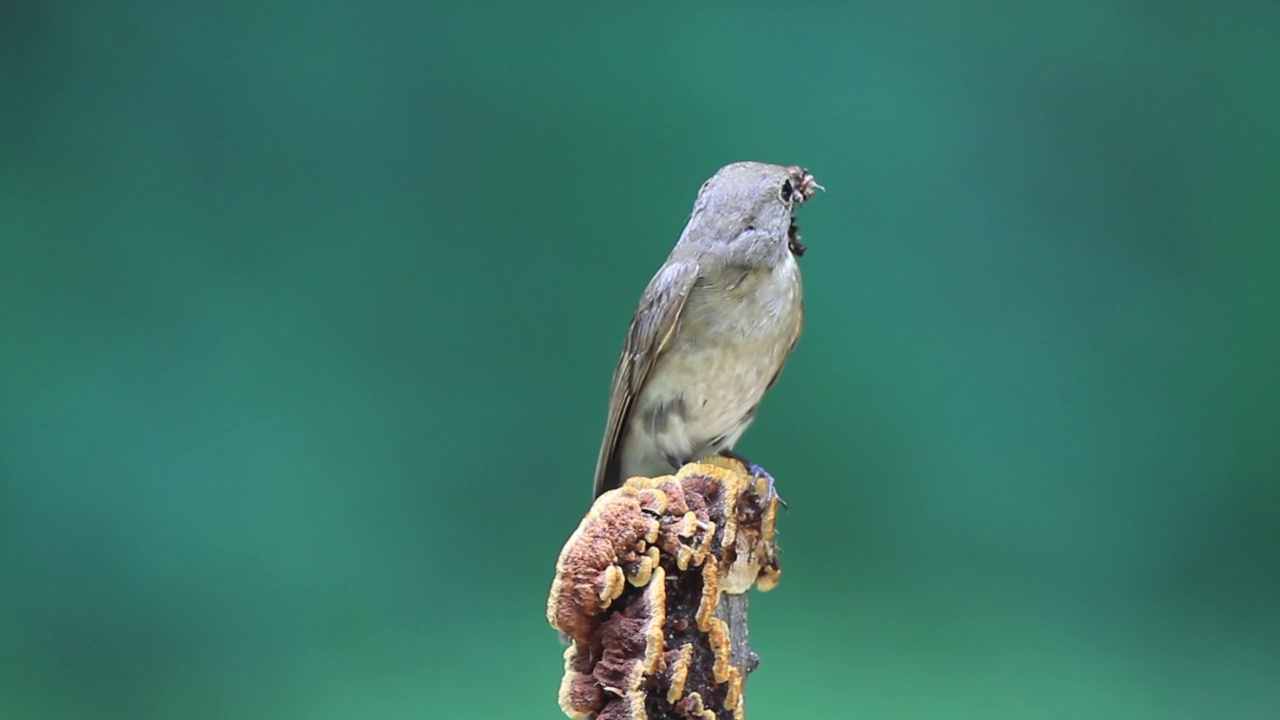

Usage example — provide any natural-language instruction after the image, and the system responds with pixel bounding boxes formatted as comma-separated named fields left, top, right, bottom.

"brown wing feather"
left=592, top=261, right=700, bottom=497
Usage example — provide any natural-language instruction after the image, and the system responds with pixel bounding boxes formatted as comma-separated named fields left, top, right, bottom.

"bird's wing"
left=592, top=260, right=701, bottom=497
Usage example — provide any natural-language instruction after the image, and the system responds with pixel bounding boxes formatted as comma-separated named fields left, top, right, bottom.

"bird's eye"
left=780, top=180, right=793, bottom=201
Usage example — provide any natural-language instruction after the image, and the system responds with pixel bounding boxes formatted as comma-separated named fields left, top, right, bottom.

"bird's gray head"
left=674, top=161, right=821, bottom=268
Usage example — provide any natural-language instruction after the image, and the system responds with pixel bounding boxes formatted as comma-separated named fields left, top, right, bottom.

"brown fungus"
left=547, top=460, right=782, bottom=719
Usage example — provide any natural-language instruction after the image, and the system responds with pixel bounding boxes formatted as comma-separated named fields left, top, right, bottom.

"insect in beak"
left=785, top=167, right=823, bottom=204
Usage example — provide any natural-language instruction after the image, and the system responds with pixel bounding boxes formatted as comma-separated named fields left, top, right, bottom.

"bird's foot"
left=718, top=450, right=787, bottom=509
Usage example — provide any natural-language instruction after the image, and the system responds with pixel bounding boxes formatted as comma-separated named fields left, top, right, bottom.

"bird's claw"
left=719, top=451, right=787, bottom=509
left=745, top=462, right=788, bottom=510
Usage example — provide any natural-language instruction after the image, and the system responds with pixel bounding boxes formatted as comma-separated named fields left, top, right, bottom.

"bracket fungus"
left=547, top=458, right=782, bottom=720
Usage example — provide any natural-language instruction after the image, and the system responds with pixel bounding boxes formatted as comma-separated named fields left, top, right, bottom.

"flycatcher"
left=592, top=162, right=820, bottom=497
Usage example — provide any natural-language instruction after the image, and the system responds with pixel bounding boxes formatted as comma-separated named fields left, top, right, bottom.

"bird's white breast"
left=619, top=255, right=802, bottom=479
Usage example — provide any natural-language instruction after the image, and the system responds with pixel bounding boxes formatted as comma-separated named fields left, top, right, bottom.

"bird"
left=592, top=161, right=820, bottom=498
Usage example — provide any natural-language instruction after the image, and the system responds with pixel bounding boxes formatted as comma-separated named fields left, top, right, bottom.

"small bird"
left=592, top=162, right=820, bottom=498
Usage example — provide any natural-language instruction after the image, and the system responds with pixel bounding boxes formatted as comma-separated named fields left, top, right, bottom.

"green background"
left=3, top=2, right=1277, bottom=718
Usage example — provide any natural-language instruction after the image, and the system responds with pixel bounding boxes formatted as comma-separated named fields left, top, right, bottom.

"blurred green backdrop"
left=2, top=2, right=1277, bottom=718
